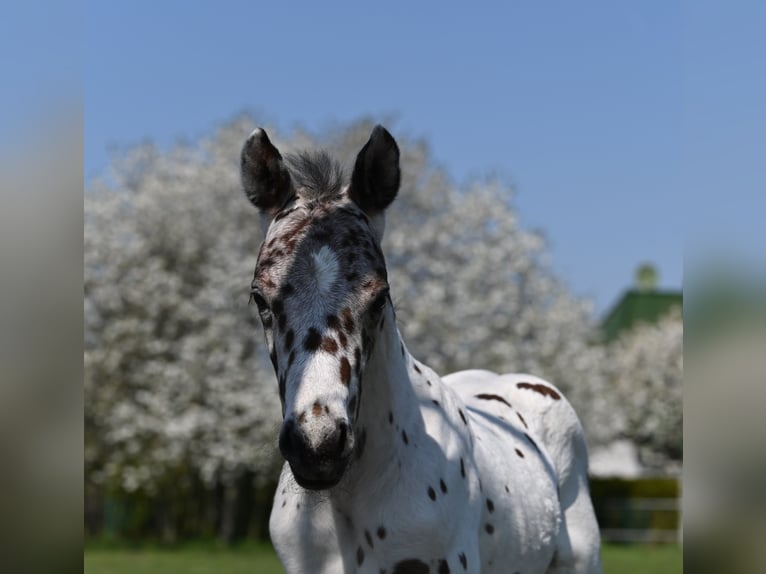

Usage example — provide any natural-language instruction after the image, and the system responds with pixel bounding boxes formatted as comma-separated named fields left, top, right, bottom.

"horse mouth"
left=292, top=471, right=342, bottom=490
left=289, top=458, right=348, bottom=491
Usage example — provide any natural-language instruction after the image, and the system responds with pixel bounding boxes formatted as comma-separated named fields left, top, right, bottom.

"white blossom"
left=85, top=116, right=682, bottom=496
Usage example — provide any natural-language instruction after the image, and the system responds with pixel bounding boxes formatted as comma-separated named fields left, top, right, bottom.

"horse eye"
left=369, top=290, right=389, bottom=316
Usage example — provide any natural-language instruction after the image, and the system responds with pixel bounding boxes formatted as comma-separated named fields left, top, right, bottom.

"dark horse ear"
left=349, top=125, right=401, bottom=214
left=240, top=128, right=294, bottom=218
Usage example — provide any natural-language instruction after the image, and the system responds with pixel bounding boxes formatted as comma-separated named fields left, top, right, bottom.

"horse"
left=240, top=125, right=602, bottom=573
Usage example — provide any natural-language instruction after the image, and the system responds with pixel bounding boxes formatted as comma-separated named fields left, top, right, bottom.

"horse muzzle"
left=279, top=418, right=352, bottom=490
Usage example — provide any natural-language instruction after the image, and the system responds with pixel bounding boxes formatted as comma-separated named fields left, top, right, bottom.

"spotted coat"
left=241, top=126, right=602, bottom=573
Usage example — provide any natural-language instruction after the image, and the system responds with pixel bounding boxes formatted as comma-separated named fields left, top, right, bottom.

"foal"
left=241, top=125, right=602, bottom=573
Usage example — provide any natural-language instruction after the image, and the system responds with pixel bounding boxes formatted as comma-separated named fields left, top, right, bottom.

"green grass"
left=84, top=541, right=681, bottom=573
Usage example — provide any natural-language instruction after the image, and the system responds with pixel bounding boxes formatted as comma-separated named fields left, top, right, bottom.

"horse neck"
left=347, top=304, right=420, bottom=485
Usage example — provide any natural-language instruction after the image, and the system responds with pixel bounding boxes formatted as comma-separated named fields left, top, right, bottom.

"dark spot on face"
left=365, top=529, right=373, bottom=548
left=486, top=499, right=494, bottom=513
left=426, top=379, right=432, bottom=387
left=432, top=399, right=440, bottom=406
left=304, top=327, right=322, bottom=352
left=342, top=307, right=355, bottom=333
left=474, top=393, right=512, bottom=408
left=460, top=458, right=465, bottom=478
left=298, top=411, right=306, bottom=424
left=505, top=485, right=510, bottom=493
left=340, top=357, right=351, bottom=386
left=357, top=546, right=365, bottom=566
left=485, top=523, right=494, bottom=534
left=438, top=559, right=450, bottom=574
left=327, top=314, right=341, bottom=331
left=284, top=329, right=294, bottom=351
left=515, top=448, right=524, bottom=458
left=440, top=479, right=448, bottom=494
left=459, top=409, right=468, bottom=425
left=388, top=411, right=393, bottom=424
left=413, top=364, right=422, bottom=374
left=377, top=525, right=386, bottom=539
left=458, top=552, right=467, bottom=569
left=516, top=411, right=528, bottom=428
left=400, top=342, right=405, bottom=356
left=338, top=330, right=348, bottom=349
left=321, top=336, right=339, bottom=354
left=402, top=429, right=409, bottom=444
left=428, top=486, right=436, bottom=500
left=516, top=381, right=561, bottom=400
left=393, top=559, right=429, bottom=574
left=281, top=282, right=295, bottom=297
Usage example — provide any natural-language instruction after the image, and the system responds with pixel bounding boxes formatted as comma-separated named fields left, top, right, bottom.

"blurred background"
left=3, top=1, right=765, bottom=573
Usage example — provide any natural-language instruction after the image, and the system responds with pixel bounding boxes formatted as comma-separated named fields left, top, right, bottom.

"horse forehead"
left=256, top=203, right=384, bottom=294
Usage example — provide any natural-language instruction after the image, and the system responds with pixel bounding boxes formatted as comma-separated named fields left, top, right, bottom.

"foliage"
left=600, top=309, right=683, bottom=469
left=84, top=115, right=683, bottom=532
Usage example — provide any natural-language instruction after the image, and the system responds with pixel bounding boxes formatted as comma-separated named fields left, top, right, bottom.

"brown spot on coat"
left=357, top=546, right=365, bottom=566
left=438, top=559, right=450, bottom=574
left=321, top=336, right=339, bottom=354
left=486, top=499, right=494, bottom=513
left=340, top=357, right=351, bottom=386
left=440, top=479, right=448, bottom=493
left=428, top=486, right=436, bottom=500
left=377, top=526, right=387, bottom=539
left=312, top=402, right=322, bottom=417
left=515, top=448, right=524, bottom=458
left=516, top=411, right=528, bottom=428
left=402, top=430, right=409, bottom=444
left=474, top=393, right=512, bottom=408
left=485, top=523, right=494, bottom=534
left=516, top=381, right=561, bottom=400
left=458, top=409, right=468, bottom=425
left=458, top=552, right=467, bottom=569
left=365, top=529, right=374, bottom=548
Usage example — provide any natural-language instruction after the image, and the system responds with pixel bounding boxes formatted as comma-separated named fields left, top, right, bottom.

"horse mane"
left=285, top=150, right=346, bottom=200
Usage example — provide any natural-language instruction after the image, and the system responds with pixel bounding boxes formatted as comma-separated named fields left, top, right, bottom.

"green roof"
left=600, top=289, right=682, bottom=342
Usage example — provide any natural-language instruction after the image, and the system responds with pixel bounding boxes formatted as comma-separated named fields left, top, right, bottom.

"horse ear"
left=241, top=128, right=293, bottom=218
left=349, top=125, right=401, bottom=215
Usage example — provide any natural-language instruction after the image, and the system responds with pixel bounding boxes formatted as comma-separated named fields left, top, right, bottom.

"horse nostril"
left=279, top=419, right=304, bottom=461
left=336, top=421, right=348, bottom=455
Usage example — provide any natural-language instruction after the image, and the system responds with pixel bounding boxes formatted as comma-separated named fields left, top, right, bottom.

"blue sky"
left=8, top=1, right=762, bottom=316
